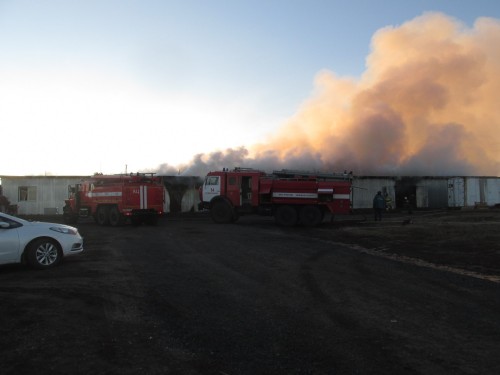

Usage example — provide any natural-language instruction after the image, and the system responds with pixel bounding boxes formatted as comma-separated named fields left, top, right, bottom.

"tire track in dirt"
left=308, top=230, right=500, bottom=284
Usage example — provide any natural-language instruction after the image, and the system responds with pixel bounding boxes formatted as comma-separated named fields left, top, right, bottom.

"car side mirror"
left=0, top=222, right=10, bottom=229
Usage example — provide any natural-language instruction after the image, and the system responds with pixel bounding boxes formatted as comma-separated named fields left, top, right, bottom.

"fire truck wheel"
left=275, top=205, right=298, bottom=227
left=300, top=205, right=323, bottom=227
left=211, top=201, right=233, bottom=223
left=109, top=206, right=123, bottom=226
left=96, top=206, right=110, bottom=226
left=231, top=211, right=240, bottom=223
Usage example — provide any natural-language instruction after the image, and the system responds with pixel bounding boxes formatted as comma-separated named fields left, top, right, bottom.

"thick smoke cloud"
left=157, top=12, right=500, bottom=177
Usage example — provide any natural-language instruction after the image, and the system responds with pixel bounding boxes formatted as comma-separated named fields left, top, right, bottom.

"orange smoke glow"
left=250, top=12, right=500, bottom=176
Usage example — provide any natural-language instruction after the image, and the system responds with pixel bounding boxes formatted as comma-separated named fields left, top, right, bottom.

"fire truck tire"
left=108, top=206, right=123, bottom=226
left=300, top=205, right=323, bottom=227
left=275, top=205, right=298, bottom=227
left=211, top=201, right=233, bottom=223
left=96, top=206, right=110, bottom=226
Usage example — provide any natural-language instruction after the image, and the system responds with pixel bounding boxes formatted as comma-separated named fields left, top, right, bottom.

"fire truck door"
left=203, top=176, right=221, bottom=203
left=241, top=176, right=252, bottom=205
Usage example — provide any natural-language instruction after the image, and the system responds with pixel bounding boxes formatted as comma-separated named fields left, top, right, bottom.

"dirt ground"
left=1, top=208, right=499, bottom=374
left=326, top=208, right=500, bottom=280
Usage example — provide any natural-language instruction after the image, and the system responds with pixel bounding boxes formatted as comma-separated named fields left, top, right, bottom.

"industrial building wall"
left=483, top=178, right=500, bottom=206
left=0, top=176, right=84, bottom=215
left=448, top=177, right=466, bottom=207
left=352, top=176, right=451, bottom=209
left=447, top=177, right=500, bottom=208
left=416, top=179, right=449, bottom=209
left=351, top=177, right=395, bottom=210
left=465, top=177, right=500, bottom=207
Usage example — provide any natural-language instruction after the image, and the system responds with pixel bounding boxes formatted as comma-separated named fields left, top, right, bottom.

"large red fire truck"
left=63, top=173, right=164, bottom=226
left=198, top=168, right=352, bottom=226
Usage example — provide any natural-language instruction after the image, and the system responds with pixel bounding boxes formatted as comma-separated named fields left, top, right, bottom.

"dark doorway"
left=395, top=178, right=417, bottom=209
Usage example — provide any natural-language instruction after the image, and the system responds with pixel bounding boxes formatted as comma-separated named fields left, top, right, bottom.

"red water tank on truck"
left=63, top=173, right=165, bottom=226
left=198, top=168, right=352, bottom=226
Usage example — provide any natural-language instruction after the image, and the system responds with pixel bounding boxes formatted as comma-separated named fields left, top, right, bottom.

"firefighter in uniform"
left=373, top=191, right=386, bottom=221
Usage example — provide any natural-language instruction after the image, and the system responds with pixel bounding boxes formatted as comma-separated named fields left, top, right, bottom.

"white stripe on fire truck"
left=318, top=188, right=334, bottom=193
left=333, top=194, right=350, bottom=199
left=272, top=192, right=318, bottom=199
left=273, top=192, right=350, bottom=200
left=87, top=192, right=122, bottom=198
left=140, top=185, right=148, bottom=209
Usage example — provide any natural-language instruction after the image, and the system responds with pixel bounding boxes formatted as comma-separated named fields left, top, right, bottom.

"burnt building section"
left=351, top=176, right=498, bottom=210
left=394, top=177, right=449, bottom=209
left=159, top=176, right=204, bottom=214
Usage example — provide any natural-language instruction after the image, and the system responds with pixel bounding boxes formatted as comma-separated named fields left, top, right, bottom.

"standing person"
left=403, top=196, right=413, bottom=215
left=373, top=191, right=386, bottom=221
left=384, top=191, right=393, bottom=211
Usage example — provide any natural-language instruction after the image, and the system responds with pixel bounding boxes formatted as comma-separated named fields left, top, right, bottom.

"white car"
left=0, top=212, right=84, bottom=269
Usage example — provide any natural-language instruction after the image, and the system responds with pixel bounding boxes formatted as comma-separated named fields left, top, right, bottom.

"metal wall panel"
left=416, top=179, right=448, bottom=208
left=351, top=177, right=395, bottom=209
left=0, top=176, right=85, bottom=215
left=448, top=177, right=465, bottom=207
left=465, top=177, right=500, bottom=207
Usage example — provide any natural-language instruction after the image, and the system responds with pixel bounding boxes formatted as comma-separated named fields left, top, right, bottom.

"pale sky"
left=1, top=0, right=499, bottom=176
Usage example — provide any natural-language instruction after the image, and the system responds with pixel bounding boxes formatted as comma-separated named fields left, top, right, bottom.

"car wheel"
left=26, top=238, right=62, bottom=269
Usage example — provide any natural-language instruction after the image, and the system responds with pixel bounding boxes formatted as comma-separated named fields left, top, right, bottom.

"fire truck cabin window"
left=206, top=176, right=219, bottom=186
left=228, top=177, right=237, bottom=185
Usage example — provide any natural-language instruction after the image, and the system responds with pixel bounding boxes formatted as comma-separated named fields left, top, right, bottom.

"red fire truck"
left=63, top=173, right=164, bottom=226
left=198, top=168, right=352, bottom=226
